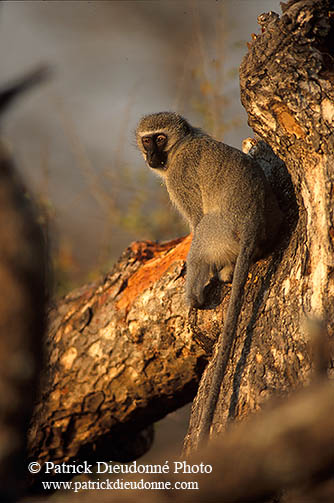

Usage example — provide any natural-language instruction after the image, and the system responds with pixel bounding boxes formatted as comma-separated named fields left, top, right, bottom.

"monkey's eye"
left=142, top=137, right=152, bottom=147
left=156, top=135, right=166, bottom=145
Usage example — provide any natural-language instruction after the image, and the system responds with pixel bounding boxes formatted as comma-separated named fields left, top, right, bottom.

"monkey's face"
left=141, top=133, right=168, bottom=170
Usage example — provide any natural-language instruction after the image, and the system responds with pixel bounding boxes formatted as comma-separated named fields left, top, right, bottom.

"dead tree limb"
left=0, top=68, right=47, bottom=500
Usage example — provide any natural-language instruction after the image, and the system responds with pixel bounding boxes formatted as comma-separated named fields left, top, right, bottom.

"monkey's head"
left=136, top=112, right=191, bottom=172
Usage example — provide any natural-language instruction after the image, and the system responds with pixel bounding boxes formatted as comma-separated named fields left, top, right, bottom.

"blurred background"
left=0, top=0, right=282, bottom=462
left=0, top=0, right=281, bottom=294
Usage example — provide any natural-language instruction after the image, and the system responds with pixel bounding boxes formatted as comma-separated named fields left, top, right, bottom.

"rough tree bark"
left=26, top=1, right=334, bottom=499
left=28, top=237, right=208, bottom=469
left=184, top=0, right=334, bottom=452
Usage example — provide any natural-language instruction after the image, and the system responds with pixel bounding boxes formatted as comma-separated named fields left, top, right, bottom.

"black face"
left=142, top=133, right=168, bottom=170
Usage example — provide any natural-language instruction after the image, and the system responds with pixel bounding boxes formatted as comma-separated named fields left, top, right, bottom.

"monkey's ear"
left=0, top=64, right=52, bottom=119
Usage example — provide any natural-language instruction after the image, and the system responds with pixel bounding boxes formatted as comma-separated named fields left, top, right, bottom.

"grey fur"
left=136, top=112, right=283, bottom=442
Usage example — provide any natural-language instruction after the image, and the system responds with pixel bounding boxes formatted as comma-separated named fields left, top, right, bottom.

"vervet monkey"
left=136, top=112, right=283, bottom=442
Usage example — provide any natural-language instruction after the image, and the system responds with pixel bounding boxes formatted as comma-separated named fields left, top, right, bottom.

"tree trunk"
left=184, top=0, right=334, bottom=453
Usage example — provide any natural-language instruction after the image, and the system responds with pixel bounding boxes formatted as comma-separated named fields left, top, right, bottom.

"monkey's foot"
left=219, top=264, right=234, bottom=283
left=186, top=291, right=205, bottom=309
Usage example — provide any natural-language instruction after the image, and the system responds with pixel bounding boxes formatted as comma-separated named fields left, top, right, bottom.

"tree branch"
left=28, top=237, right=208, bottom=469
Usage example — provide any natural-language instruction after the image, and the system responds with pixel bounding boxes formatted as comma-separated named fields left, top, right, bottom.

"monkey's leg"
left=186, top=215, right=240, bottom=306
left=185, top=252, right=210, bottom=308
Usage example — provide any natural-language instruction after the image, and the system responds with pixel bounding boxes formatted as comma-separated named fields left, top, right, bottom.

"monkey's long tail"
left=197, top=237, right=256, bottom=447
